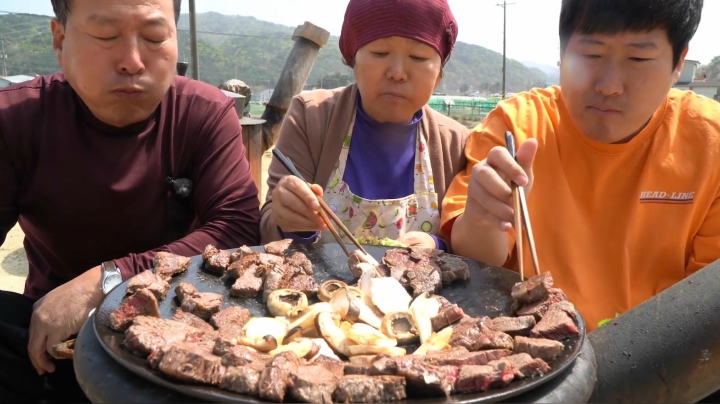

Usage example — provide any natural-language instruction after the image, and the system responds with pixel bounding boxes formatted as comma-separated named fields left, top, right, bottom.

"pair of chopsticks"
left=272, top=149, right=378, bottom=268
left=504, top=132, right=541, bottom=280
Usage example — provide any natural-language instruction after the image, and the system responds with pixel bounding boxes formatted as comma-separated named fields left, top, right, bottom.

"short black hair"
left=51, top=0, right=182, bottom=25
left=559, top=0, right=703, bottom=68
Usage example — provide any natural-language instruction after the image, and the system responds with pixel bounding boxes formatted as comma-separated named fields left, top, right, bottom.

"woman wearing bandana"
left=261, top=0, right=468, bottom=251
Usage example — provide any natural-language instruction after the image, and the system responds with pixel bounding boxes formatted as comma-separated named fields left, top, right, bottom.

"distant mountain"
left=521, top=60, right=560, bottom=85
left=0, top=12, right=549, bottom=94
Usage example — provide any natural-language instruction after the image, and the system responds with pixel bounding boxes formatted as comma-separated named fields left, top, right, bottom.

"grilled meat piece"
left=258, top=351, right=301, bottom=402
left=344, top=363, right=370, bottom=375
left=424, top=347, right=512, bottom=367
left=264, top=239, right=292, bottom=256
left=333, top=375, right=407, bottom=403
left=153, top=251, right=191, bottom=281
left=489, top=353, right=550, bottom=379
left=153, top=342, right=226, bottom=385
left=284, top=251, right=314, bottom=275
left=290, top=365, right=339, bottom=403
left=382, top=247, right=443, bottom=296
left=51, top=339, right=75, bottom=360
left=210, top=306, right=251, bottom=339
left=109, top=289, right=161, bottom=332
left=514, top=335, right=564, bottom=363
left=487, top=315, right=537, bottom=336
left=530, top=309, right=579, bottom=340
left=448, top=317, right=514, bottom=351
left=172, top=310, right=214, bottom=332
left=230, top=271, right=265, bottom=298
left=431, top=304, right=465, bottom=331
left=220, top=366, right=263, bottom=395
left=434, top=252, right=470, bottom=285
left=202, top=245, right=231, bottom=274
left=548, top=300, right=577, bottom=320
left=126, top=270, right=171, bottom=300
left=516, top=288, right=568, bottom=320
left=454, top=363, right=516, bottom=393
left=229, top=245, right=254, bottom=264
left=125, top=316, right=203, bottom=356
left=262, top=264, right=287, bottom=303
left=219, top=344, right=268, bottom=367
left=312, top=355, right=345, bottom=377
left=369, top=354, right=455, bottom=397
left=283, top=274, right=319, bottom=297
left=174, top=282, right=223, bottom=321
left=511, top=272, right=553, bottom=305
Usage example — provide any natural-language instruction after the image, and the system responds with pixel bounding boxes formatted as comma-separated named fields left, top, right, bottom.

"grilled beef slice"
left=174, top=283, right=223, bottom=321
left=172, top=310, right=214, bottom=332
left=431, top=304, right=465, bottom=331
left=126, top=270, right=171, bottom=300
left=283, top=274, right=319, bottom=296
left=548, top=300, right=577, bottom=320
left=489, top=353, right=551, bottom=379
left=344, top=363, right=370, bottom=375
left=109, top=289, right=161, bottom=332
left=333, top=375, right=407, bottom=403
left=448, top=317, right=515, bottom=351
left=516, top=288, right=568, bottom=320
left=262, top=264, right=287, bottom=303
left=369, top=355, right=454, bottom=397
left=264, top=239, right=292, bottom=256
left=530, top=309, right=579, bottom=340
left=202, top=245, right=231, bottom=274
left=219, top=344, right=268, bottom=367
left=125, top=317, right=203, bottom=356
left=487, top=315, right=537, bottom=336
left=312, top=355, right=345, bottom=377
left=154, top=343, right=226, bottom=385
left=382, top=248, right=444, bottom=296
left=424, top=347, right=513, bottom=366
left=284, top=251, right=314, bottom=275
left=229, top=245, right=254, bottom=263
left=258, top=351, right=300, bottom=402
left=153, top=251, right=191, bottom=281
left=511, top=272, right=553, bottom=305
left=514, top=336, right=564, bottom=363
left=290, top=365, right=339, bottom=403
left=210, top=306, right=251, bottom=339
left=434, top=251, right=470, bottom=285
left=230, top=271, right=265, bottom=298
left=220, top=366, right=263, bottom=395
left=454, top=363, right=516, bottom=393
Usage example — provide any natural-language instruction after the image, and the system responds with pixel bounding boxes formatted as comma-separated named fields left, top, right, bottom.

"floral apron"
left=321, top=114, right=440, bottom=246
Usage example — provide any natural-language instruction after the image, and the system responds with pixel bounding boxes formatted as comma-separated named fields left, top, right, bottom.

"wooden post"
left=260, top=22, right=330, bottom=151
left=241, top=117, right=266, bottom=202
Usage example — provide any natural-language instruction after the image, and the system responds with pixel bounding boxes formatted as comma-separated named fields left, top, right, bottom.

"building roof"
left=0, top=75, right=34, bottom=84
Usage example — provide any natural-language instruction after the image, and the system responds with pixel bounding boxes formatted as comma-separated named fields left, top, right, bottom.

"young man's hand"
left=464, top=139, right=538, bottom=231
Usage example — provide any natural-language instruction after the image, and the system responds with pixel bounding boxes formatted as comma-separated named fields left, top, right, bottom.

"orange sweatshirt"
left=441, top=86, right=720, bottom=330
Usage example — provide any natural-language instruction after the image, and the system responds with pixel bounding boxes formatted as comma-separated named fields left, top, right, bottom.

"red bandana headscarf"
left=339, top=0, right=459, bottom=67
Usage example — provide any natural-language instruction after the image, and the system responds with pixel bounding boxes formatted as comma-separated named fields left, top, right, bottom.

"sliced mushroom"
left=409, top=292, right=441, bottom=345
left=348, top=250, right=382, bottom=278
left=284, top=302, right=333, bottom=342
left=348, top=345, right=406, bottom=357
left=269, top=338, right=318, bottom=359
left=330, top=287, right=382, bottom=328
left=381, top=311, right=419, bottom=344
left=315, top=311, right=355, bottom=357
left=239, top=317, right=288, bottom=352
left=413, top=332, right=451, bottom=356
left=370, top=277, right=412, bottom=315
left=308, top=338, right=341, bottom=362
left=286, top=306, right=308, bottom=321
left=346, top=323, right=398, bottom=347
left=267, top=289, right=309, bottom=317
left=318, top=280, right=348, bottom=302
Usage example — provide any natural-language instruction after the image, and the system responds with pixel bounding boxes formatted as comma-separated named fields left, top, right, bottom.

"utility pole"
left=0, top=36, right=7, bottom=76
left=497, top=0, right=515, bottom=100
left=188, top=0, right=199, bottom=80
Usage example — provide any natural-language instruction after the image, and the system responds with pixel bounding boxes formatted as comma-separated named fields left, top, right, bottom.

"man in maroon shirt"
left=0, top=0, right=261, bottom=401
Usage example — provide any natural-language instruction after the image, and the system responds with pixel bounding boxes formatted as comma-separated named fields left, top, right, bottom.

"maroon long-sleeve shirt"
left=0, top=72, right=261, bottom=300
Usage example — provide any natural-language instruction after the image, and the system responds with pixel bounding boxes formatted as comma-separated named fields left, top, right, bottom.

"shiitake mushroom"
left=380, top=311, right=419, bottom=345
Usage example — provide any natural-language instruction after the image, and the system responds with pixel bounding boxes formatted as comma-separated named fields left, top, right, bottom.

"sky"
left=0, top=0, right=717, bottom=67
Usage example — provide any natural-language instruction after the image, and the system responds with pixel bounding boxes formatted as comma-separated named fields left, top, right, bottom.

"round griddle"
left=94, top=243, right=586, bottom=403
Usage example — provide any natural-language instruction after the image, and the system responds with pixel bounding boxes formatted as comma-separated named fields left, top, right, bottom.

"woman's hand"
left=397, top=231, right=436, bottom=249
left=271, top=176, right=329, bottom=233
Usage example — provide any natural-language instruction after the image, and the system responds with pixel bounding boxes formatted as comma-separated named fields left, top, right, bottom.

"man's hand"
left=28, top=266, right=104, bottom=375
left=397, top=231, right=436, bottom=249
left=271, top=176, right=329, bottom=233
left=464, top=139, right=538, bottom=231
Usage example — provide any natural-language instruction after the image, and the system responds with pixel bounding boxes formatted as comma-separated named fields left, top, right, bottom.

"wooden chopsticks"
left=272, top=148, right=370, bottom=258
left=504, top=131, right=541, bottom=279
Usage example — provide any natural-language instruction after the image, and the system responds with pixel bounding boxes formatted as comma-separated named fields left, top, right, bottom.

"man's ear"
left=50, top=19, right=65, bottom=68
left=672, top=46, right=690, bottom=84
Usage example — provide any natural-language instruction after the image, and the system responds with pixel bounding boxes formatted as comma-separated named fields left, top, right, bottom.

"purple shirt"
left=282, top=96, right=446, bottom=251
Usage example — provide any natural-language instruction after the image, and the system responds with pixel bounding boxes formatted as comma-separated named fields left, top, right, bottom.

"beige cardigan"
left=260, top=84, right=469, bottom=247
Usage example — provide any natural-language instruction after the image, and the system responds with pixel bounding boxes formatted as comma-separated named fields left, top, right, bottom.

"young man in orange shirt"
left=441, top=0, right=719, bottom=330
